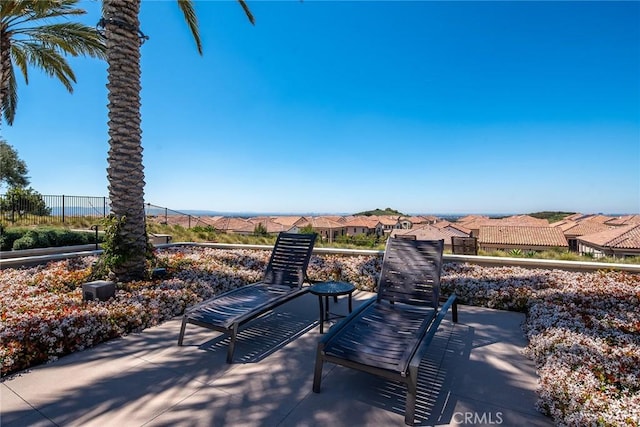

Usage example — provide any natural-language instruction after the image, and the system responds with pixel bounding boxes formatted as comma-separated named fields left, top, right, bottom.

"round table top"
left=309, top=281, right=356, bottom=296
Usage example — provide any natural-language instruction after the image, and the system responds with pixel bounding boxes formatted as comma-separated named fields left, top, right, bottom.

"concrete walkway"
left=1, top=292, right=553, bottom=426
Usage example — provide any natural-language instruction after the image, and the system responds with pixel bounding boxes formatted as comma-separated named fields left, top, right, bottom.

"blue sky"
left=2, top=1, right=639, bottom=215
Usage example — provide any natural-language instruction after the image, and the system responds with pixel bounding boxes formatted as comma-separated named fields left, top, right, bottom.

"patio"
left=1, top=290, right=552, bottom=426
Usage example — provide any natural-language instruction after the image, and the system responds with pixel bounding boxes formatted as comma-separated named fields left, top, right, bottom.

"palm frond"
left=17, top=41, right=76, bottom=92
left=16, top=23, right=106, bottom=59
left=2, top=0, right=85, bottom=28
left=237, top=0, right=255, bottom=26
left=3, top=66, right=18, bottom=125
left=10, top=45, right=28, bottom=84
left=177, top=0, right=202, bottom=55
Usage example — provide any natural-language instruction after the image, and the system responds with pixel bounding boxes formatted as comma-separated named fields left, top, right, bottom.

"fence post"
left=164, top=207, right=168, bottom=225
left=103, top=197, right=107, bottom=217
left=90, top=224, right=99, bottom=250
left=62, top=195, right=65, bottom=223
left=10, top=193, right=15, bottom=223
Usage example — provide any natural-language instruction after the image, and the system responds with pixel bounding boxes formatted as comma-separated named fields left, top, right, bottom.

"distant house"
left=577, top=224, right=640, bottom=259
left=374, top=216, right=402, bottom=234
left=211, top=217, right=255, bottom=235
left=343, top=216, right=383, bottom=237
left=460, top=215, right=549, bottom=237
left=552, top=220, right=613, bottom=252
left=320, top=215, right=347, bottom=223
left=391, top=224, right=468, bottom=252
left=299, top=217, right=345, bottom=243
left=478, top=225, right=568, bottom=252
left=580, top=214, right=615, bottom=224
left=247, top=217, right=296, bottom=234
left=605, top=215, right=640, bottom=226
left=271, top=216, right=310, bottom=228
left=434, top=220, right=472, bottom=236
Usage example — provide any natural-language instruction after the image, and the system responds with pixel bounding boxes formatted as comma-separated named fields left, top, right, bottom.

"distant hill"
left=355, top=207, right=405, bottom=216
left=528, top=211, right=576, bottom=223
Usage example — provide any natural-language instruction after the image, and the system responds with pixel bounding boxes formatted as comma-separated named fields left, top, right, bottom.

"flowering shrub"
left=442, top=263, right=640, bottom=426
left=1, top=247, right=639, bottom=426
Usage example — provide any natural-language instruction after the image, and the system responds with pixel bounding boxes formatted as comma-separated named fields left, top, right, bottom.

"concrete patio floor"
left=1, top=291, right=553, bottom=426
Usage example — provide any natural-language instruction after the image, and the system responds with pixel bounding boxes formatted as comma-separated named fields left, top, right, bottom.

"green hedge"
left=0, top=227, right=103, bottom=251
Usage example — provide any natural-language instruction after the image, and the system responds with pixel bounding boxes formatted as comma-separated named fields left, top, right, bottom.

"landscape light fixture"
left=96, top=17, right=149, bottom=44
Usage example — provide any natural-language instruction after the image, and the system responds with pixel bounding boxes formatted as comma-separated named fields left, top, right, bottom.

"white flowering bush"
left=442, top=263, right=640, bottom=426
left=1, top=247, right=638, bottom=426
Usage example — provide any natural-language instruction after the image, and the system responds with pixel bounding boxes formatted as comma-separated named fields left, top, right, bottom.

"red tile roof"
left=391, top=224, right=467, bottom=242
left=343, top=217, right=381, bottom=228
left=300, top=217, right=345, bottom=229
left=578, top=224, right=640, bottom=249
left=271, top=216, right=309, bottom=227
left=555, top=220, right=613, bottom=236
left=479, top=225, right=568, bottom=247
left=582, top=214, right=615, bottom=224
left=606, top=215, right=640, bottom=226
left=212, top=217, right=255, bottom=233
left=247, top=218, right=291, bottom=233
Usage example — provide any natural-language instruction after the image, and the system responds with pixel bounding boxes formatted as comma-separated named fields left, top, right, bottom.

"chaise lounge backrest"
left=377, top=238, right=444, bottom=308
left=263, top=232, right=316, bottom=289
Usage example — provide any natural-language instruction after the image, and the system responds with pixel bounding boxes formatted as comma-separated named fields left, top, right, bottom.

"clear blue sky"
left=2, top=1, right=639, bottom=215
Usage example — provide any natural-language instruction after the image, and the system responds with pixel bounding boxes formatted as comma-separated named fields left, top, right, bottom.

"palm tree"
left=0, top=0, right=105, bottom=126
left=100, top=0, right=253, bottom=281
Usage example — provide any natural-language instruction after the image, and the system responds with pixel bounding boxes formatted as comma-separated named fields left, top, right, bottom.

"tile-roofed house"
left=211, top=217, right=255, bottom=235
left=271, top=216, right=309, bottom=227
left=549, top=219, right=573, bottom=228
left=577, top=224, right=640, bottom=259
left=247, top=218, right=294, bottom=234
left=605, top=215, right=640, bottom=227
left=581, top=214, right=615, bottom=224
left=299, top=217, right=346, bottom=243
left=554, top=220, right=613, bottom=252
left=434, top=220, right=472, bottom=236
left=498, top=215, right=550, bottom=226
left=564, top=213, right=587, bottom=221
left=478, top=225, right=568, bottom=252
left=458, top=215, right=549, bottom=237
left=321, top=215, right=347, bottom=223
left=400, top=216, right=438, bottom=228
left=391, top=224, right=469, bottom=252
left=456, top=215, right=490, bottom=224
left=343, top=216, right=383, bottom=237
left=374, top=215, right=402, bottom=234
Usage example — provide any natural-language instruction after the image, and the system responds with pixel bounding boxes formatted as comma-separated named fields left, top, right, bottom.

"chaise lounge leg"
left=405, top=365, right=419, bottom=426
left=226, top=324, right=239, bottom=364
left=312, top=345, right=325, bottom=393
left=452, top=299, right=458, bottom=323
left=177, top=317, right=188, bottom=346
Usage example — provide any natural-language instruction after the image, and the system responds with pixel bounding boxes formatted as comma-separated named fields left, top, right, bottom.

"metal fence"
left=0, top=194, right=110, bottom=225
left=0, top=194, right=214, bottom=229
left=144, top=203, right=218, bottom=229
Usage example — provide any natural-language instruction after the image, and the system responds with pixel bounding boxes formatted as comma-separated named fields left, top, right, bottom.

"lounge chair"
left=178, top=232, right=317, bottom=363
left=312, top=237, right=458, bottom=425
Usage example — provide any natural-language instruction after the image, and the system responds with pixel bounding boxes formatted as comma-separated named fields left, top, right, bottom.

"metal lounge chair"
left=312, top=237, right=458, bottom=426
left=178, top=232, right=317, bottom=363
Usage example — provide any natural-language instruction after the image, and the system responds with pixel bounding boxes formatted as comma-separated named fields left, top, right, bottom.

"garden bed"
left=0, top=246, right=638, bottom=426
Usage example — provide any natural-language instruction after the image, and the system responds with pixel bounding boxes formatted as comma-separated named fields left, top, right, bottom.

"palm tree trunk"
left=0, top=30, right=11, bottom=128
left=103, top=0, right=148, bottom=281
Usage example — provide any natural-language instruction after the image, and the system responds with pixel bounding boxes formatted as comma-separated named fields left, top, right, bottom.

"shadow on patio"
left=1, top=292, right=553, bottom=426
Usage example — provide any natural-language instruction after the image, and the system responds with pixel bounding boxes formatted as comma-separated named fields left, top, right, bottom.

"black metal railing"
left=0, top=194, right=110, bottom=225
left=0, top=194, right=215, bottom=229
left=144, top=203, right=218, bottom=229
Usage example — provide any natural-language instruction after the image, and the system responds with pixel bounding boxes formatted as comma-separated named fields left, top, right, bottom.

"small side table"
left=309, top=281, right=356, bottom=333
